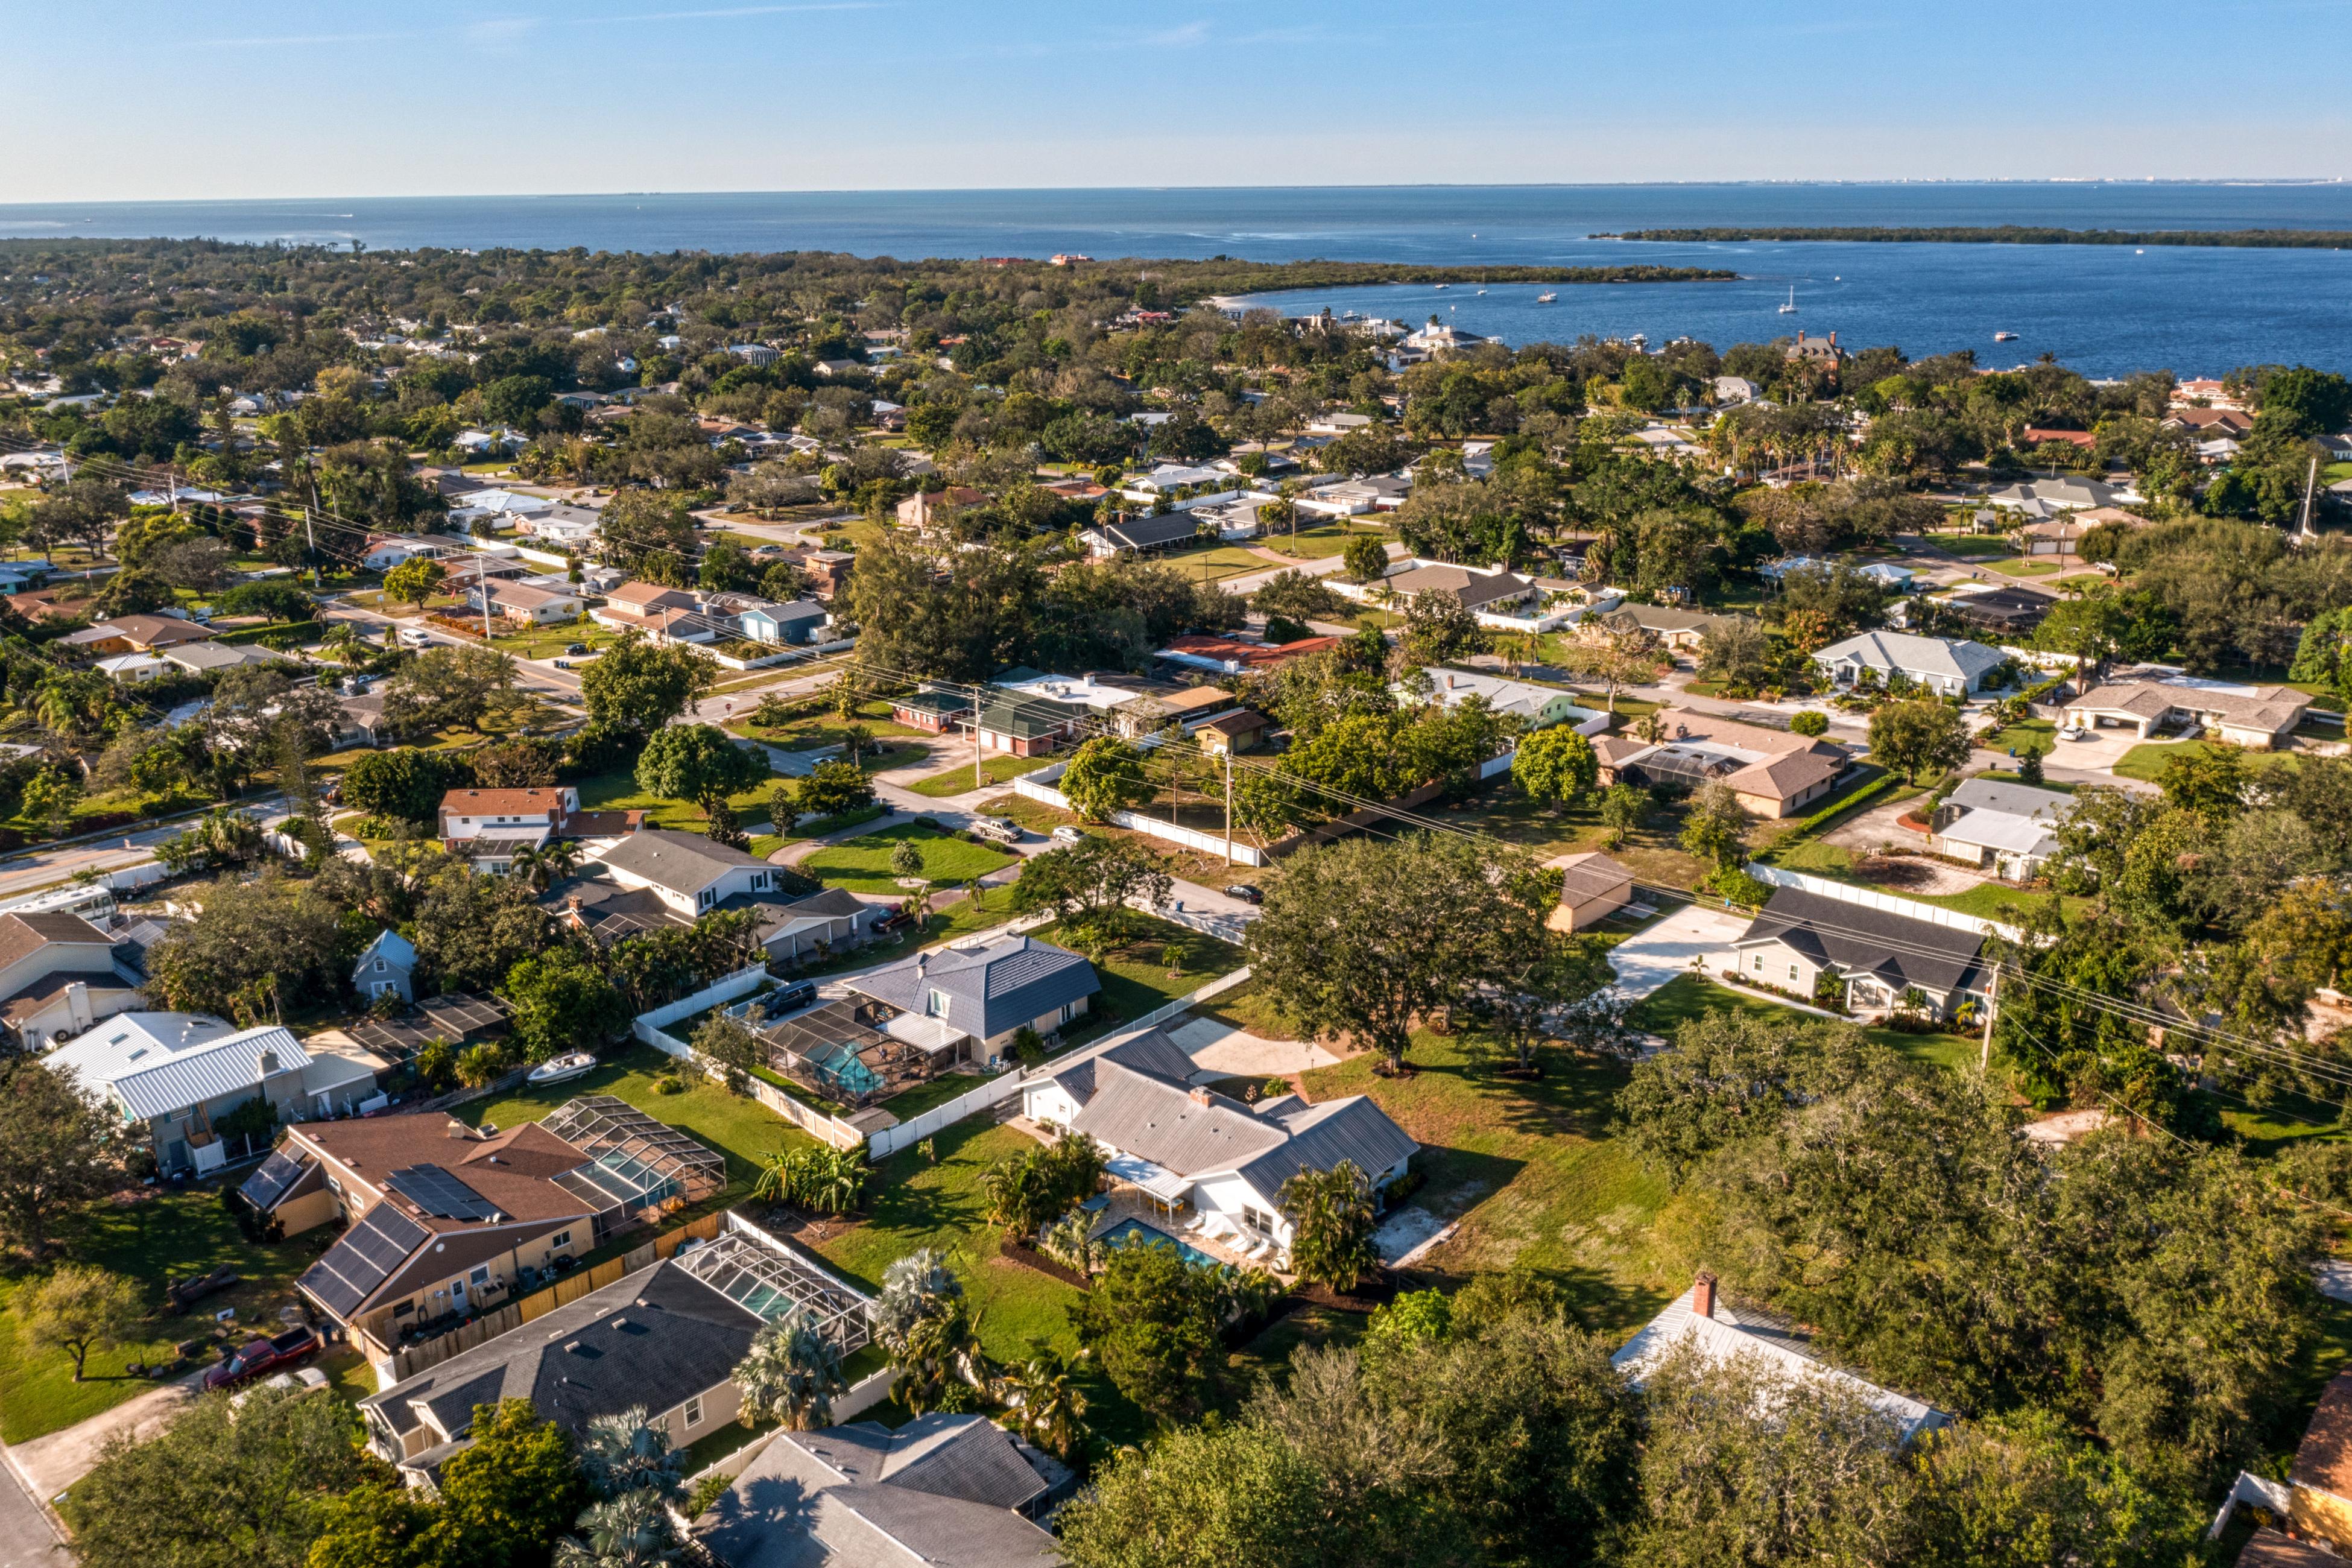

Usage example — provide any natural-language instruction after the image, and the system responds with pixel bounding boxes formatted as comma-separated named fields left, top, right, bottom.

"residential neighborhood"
left=0, top=201, right=2347, bottom=1568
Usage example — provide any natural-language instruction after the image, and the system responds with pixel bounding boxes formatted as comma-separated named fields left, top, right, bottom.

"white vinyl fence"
left=1747, top=864, right=2022, bottom=944
left=633, top=966, right=875, bottom=1152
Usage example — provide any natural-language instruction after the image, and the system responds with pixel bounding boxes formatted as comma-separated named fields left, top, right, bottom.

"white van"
left=396, top=626, right=434, bottom=649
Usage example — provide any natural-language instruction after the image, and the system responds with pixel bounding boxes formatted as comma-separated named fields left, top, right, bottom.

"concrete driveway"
left=1165, top=1014, right=1341, bottom=1081
left=1607, top=904, right=1748, bottom=999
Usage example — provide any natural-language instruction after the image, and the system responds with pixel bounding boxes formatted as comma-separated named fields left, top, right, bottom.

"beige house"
left=0, top=910, right=147, bottom=1050
left=1593, top=709, right=1848, bottom=819
left=1546, top=852, right=1634, bottom=933
left=2063, top=680, right=2307, bottom=750
left=590, top=581, right=701, bottom=636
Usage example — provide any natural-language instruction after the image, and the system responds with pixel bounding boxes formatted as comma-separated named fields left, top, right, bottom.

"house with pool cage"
left=249, top=1096, right=726, bottom=1377
left=360, top=1214, right=874, bottom=1482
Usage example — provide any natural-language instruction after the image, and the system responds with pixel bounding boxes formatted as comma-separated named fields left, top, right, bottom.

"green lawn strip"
left=2110, top=738, right=2296, bottom=785
left=1255, top=523, right=1377, bottom=561
left=0, top=1189, right=321, bottom=1444
left=906, top=755, right=1048, bottom=797
left=1924, top=534, right=2015, bottom=558
left=786, top=890, right=1022, bottom=980
left=1027, top=915, right=1247, bottom=1028
left=730, top=700, right=930, bottom=752
left=798, top=825, right=1016, bottom=897
left=877, top=1073, right=999, bottom=1122
left=1988, top=557, right=2065, bottom=577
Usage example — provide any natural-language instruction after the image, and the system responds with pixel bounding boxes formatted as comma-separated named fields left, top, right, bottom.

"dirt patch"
left=1850, top=852, right=1991, bottom=896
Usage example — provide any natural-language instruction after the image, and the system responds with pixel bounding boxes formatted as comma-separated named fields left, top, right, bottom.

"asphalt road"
left=320, top=602, right=583, bottom=698
left=0, top=1449, right=67, bottom=1568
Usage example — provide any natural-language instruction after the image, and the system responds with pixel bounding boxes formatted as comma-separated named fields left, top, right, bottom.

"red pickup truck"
left=203, top=1326, right=321, bottom=1391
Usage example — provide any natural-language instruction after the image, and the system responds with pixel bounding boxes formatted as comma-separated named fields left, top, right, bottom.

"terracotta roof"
left=441, top=789, right=569, bottom=817
left=2295, top=1371, right=2352, bottom=1502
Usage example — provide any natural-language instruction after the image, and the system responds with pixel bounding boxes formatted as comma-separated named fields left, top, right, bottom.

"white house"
left=2063, top=678, right=2309, bottom=751
left=1718, top=887, right=1991, bottom=1020
left=1812, top=630, right=2007, bottom=698
left=1022, top=1028, right=1418, bottom=1261
left=593, top=829, right=786, bottom=917
left=1927, top=777, right=2074, bottom=881
left=1398, top=668, right=1609, bottom=735
left=0, top=911, right=147, bottom=1051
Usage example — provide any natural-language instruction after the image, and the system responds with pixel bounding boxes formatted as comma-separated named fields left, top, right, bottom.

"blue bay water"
left=2, top=184, right=2349, bottom=376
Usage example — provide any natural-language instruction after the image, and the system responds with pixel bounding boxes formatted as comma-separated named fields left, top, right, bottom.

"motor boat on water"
left=1994, top=330, right=2018, bottom=342
left=1535, top=291, right=1557, bottom=303
left=526, top=1051, right=597, bottom=1086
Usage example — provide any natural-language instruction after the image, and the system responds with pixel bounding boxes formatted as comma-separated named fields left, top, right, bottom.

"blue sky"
left=6, top=1, right=2347, bottom=200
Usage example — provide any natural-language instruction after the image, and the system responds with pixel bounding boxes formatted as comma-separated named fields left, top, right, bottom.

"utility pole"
left=1980, top=970, right=1998, bottom=1073
left=1223, top=748, right=1233, bottom=867
left=2298, top=454, right=2320, bottom=542
left=972, top=684, right=983, bottom=791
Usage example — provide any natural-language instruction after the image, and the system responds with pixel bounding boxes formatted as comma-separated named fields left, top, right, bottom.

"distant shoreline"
left=1600, top=226, right=2352, bottom=248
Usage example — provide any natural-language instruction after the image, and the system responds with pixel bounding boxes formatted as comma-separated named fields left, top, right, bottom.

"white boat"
left=1778, top=286, right=1798, bottom=314
left=1993, top=330, right=2018, bottom=342
left=1475, top=288, right=1487, bottom=295
left=1432, top=283, right=1448, bottom=290
left=1535, top=291, right=1557, bottom=303
left=526, top=1051, right=596, bottom=1086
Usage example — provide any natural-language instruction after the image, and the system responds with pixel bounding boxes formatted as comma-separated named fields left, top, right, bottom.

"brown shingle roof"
left=290, top=1118, right=598, bottom=1231
left=2294, top=1370, right=2352, bottom=1502
left=0, top=911, right=113, bottom=972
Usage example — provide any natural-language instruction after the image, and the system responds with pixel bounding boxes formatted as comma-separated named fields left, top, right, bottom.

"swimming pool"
left=1100, top=1218, right=1220, bottom=1269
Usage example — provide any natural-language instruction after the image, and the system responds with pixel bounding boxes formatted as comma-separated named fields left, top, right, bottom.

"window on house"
left=374, top=959, right=385, bottom=972
left=551, top=1230, right=571, bottom=1251
left=1751, top=954, right=1763, bottom=972
left=1059, top=1001, right=1081, bottom=1025
left=1789, top=965, right=1799, bottom=983
left=469, top=1265, right=490, bottom=1287
left=683, top=1395, right=704, bottom=1429
left=927, top=990, right=950, bottom=1019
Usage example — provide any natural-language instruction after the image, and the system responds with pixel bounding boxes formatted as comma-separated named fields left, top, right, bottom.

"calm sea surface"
left=2, top=184, right=2349, bottom=376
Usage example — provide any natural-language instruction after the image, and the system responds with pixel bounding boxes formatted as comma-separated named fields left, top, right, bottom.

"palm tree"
left=508, top=839, right=581, bottom=894
left=554, top=1489, right=684, bottom=1568
left=732, top=1308, right=846, bottom=1432
left=574, top=1406, right=687, bottom=1502
left=873, top=1248, right=964, bottom=1347
left=893, top=1303, right=985, bottom=1417
left=1000, top=1350, right=1087, bottom=1459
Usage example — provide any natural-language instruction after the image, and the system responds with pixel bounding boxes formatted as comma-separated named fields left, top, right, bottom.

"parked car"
left=203, top=1326, right=320, bottom=1391
left=566, top=642, right=589, bottom=655
left=973, top=817, right=1022, bottom=844
left=396, top=626, right=434, bottom=648
left=1223, top=884, right=1263, bottom=905
left=1049, top=826, right=1086, bottom=846
left=769, top=980, right=818, bottom=1015
left=231, top=1366, right=329, bottom=1409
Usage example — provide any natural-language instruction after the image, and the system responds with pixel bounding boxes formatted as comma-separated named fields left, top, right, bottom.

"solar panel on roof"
left=384, top=1165, right=498, bottom=1221
left=239, top=1148, right=310, bottom=1211
left=300, top=1204, right=428, bottom=1317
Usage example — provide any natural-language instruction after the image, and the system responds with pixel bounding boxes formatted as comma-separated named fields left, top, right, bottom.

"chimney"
left=1692, top=1271, right=1717, bottom=1320
left=258, top=1049, right=279, bottom=1076
left=1794, top=329, right=1804, bottom=343
left=1189, top=1086, right=1213, bottom=1106
left=1827, top=330, right=1837, bottom=348
left=446, top=1117, right=472, bottom=1139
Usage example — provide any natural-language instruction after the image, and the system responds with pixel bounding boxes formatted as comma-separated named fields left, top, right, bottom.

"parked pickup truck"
left=166, top=1265, right=242, bottom=1316
left=203, top=1326, right=320, bottom=1391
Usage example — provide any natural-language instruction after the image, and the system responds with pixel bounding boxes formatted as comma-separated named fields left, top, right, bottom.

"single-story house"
left=94, top=653, right=171, bottom=683
left=523, top=504, right=603, bottom=546
left=1593, top=709, right=1849, bottom=818
left=849, top=935, right=1101, bottom=1063
left=967, top=695, right=1093, bottom=757
left=1594, top=603, right=1738, bottom=653
left=359, top=1256, right=762, bottom=1480
left=1936, top=584, right=2056, bottom=635
left=895, top=487, right=988, bottom=533
left=2063, top=679, right=2308, bottom=750
left=726, top=886, right=888, bottom=966
left=1157, top=634, right=1339, bottom=675
left=469, top=581, right=583, bottom=626
left=1546, top=852, right=1635, bottom=933
left=592, top=581, right=704, bottom=636
left=1812, top=630, right=2007, bottom=698
left=712, top=594, right=828, bottom=646
left=1402, top=668, right=1608, bottom=735
left=1383, top=563, right=1537, bottom=615
left=695, top=1412, right=1064, bottom=1567
left=49, top=1013, right=386, bottom=1176
left=1984, top=476, right=2125, bottom=512
left=1719, top=886, right=1991, bottom=1019
left=1022, top=1028, right=1418, bottom=1259
left=1295, top=475, right=1411, bottom=518
left=162, top=640, right=288, bottom=675
left=1926, top=777, right=2069, bottom=880
left=1193, top=707, right=1269, bottom=755
left=1080, top=511, right=1209, bottom=557
left=0, top=910, right=147, bottom=1051
left=62, top=615, right=214, bottom=657
left=891, top=689, right=975, bottom=735
left=595, top=829, right=789, bottom=918
left=1613, top=1272, right=1950, bottom=1443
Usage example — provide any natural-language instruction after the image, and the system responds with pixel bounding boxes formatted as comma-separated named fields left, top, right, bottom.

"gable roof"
left=1555, top=851, right=1635, bottom=907
left=1093, top=512, right=1202, bottom=551
left=107, top=1025, right=308, bottom=1119
left=596, top=829, right=771, bottom=894
left=1943, top=777, right=2073, bottom=821
left=45, top=1011, right=240, bottom=1092
left=0, top=911, right=115, bottom=973
left=1386, top=563, right=1532, bottom=609
left=2068, top=680, right=2307, bottom=734
left=849, top=936, right=1099, bottom=1041
left=1733, top=887, right=1987, bottom=997
left=1613, top=1283, right=1949, bottom=1441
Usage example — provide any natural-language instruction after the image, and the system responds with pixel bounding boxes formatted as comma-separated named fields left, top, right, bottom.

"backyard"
left=908, top=754, right=1048, bottom=797
left=575, top=766, right=787, bottom=836
left=727, top=698, right=931, bottom=754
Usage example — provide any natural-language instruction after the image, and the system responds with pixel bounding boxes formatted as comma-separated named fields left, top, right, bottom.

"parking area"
left=1605, top=903, right=1750, bottom=999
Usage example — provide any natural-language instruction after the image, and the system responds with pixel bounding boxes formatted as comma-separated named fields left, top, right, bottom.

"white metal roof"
left=107, top=1026, right=309, bottom=1121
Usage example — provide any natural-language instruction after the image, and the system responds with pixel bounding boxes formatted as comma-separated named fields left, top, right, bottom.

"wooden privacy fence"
left=381, top=1211, right=723, bottom=1383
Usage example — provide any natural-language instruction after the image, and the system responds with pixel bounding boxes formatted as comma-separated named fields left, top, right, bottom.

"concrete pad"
left=14, top=1368, right=207, bottom=1500
left=1165, top=1014, right=1341, bottom=1081
left=1373, top=1206, right=1447, bottom=1265
left=1607, top=904, right=1748, bottom=999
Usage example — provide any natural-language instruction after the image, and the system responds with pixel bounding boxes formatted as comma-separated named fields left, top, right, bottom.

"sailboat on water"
left=1778, top=286, right=1798, bottom=315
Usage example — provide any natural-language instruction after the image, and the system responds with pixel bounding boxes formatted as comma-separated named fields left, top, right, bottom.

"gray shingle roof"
left=849, top=936, right=1099, bottom=1041
left=1733, top=887, right=1987, bottom=997
left=1812, top=630, right=2006, bottom=684
left=699, top=1414, right=1062, bottom=1568
left=1048, top=1027, right=1198, bottom=1101
left=596, top=828, right=772, bottom=895
left=1943, top=777, right=2073, bottom=822
left=362, top=1260, right=759, bottom=1452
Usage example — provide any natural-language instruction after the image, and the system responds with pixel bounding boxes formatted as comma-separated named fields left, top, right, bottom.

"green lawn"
left=574, top=767, right=785, bottom=835
left=2111, top=738, right=2295, bottom=784
left=729, top=699, right=930, bottom=753
left=1255, top=521, right=1382, bottom=561
left=907, top=755, right=1048, bottom=797
left=1028, top=915, right=1247, bottom=1033
left=1984, top=556, right=2065, bottom=577
left=464, top=1043, right=816, bottom=1197
left=0, top=1189, right=321, bottom=1444
left=1979, top=716, right=2056, bottom=755
left=798, top=824, right=1016, bottom=896
left=1922, top=533, right=2015, bottom=558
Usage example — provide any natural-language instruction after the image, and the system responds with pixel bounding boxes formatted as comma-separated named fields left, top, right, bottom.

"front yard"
left=908, top=754, right=1048, bottom=797
left=0, top=1189, right=321, bottom=1444
left=574, top=767, right=786, bottom=836
left=797, top=823, right=1017, bottom=896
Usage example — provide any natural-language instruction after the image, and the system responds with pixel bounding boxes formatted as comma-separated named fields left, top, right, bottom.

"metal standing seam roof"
left=1233, top=1096, right=1421, bottom=1203
left=109, top=1025, right=310, bottom=1120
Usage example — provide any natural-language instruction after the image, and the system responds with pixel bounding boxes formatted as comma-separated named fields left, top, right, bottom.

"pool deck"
left=1081, top=1188, right=1292, bottom=1277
